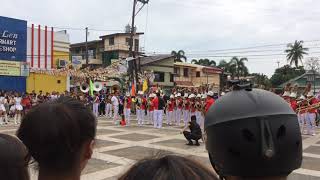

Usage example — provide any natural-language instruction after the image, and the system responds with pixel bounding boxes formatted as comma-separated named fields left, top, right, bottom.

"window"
left=196, top=71, right=201, bottom=77
left=154, top=72, right=165, bottom=82
left=126, top=38, right=131, bottom=46
left=170, top=73, right=174, bottom=82
left=134, top=39, right=139, bottom=52
left=109, top=37, right=115, bottom=45
left=174, top=67, right=180, bottom=76
left=183, top=68, right=189, bottom=77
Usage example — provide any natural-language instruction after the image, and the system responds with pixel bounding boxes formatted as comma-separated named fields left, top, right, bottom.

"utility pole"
left=276, top=61, right=280, bottom=68
left=85, top=27, right=89, bottom=66
left=129, top=0, right=149, bottom=92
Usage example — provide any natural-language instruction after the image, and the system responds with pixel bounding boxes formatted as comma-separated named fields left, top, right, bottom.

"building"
left=26, top=25, right=70, bottom=93
left=70, top=40, right=104, bottom=66
left=138, top=55, right=175, bottom=89
left=0, top=16, right=28, bottom=92
left=70, top=32, right=144, bottom=66
left=278, top=70, right=320, bottom=93
left=174, top=62, right=222, bottom=91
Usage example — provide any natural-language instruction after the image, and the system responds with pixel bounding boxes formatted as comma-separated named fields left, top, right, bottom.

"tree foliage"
left=250, top=73, right=271, bottom=89
left=191, top=59, right=216, bottom=67
left=171, top=50, right=187, bottom=62
left=270, top=65, right=305, bottom=87
left=285, top=40, right=309, bottom=68
left=217, top=57, right=249, bottom=79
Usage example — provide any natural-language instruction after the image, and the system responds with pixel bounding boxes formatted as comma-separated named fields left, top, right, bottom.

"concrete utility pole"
left=129, top=0, right=149, bottom=91
left=276, top=61, right=280, bottom=68
left=85, top=27, right=89, bottom=66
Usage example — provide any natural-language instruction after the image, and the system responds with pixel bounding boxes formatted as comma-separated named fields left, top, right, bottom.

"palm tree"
left=285, top=40, right=309, bottom=68
left=191, top=59, right=216, bottom=67
left=230, top=57, right=249, bottom=79
left=171, top=50, right=187, bottom=62
left=218, top=60, right=236, bottom=79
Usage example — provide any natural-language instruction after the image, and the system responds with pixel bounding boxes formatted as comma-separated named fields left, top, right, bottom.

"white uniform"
left=14, top=97, right=23, bottom=111
left=0, top=97, right=5, bottom=111
left=111, top=96, right=119, bottom=123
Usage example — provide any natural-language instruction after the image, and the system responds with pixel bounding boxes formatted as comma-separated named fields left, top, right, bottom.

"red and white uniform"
left=306, top=97, right=318, bottom=136
left=124, top=97, right=132, bottom=125
left=205, top=97, right=215, bottom=113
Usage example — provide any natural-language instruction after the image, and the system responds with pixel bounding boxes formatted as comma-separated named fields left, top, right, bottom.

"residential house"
left=70, top=32, right=144, bottom=66
left=278, top=70, right=320, bottom=94
left=138, top=55, right=175, bottom=89
left=174, top=62, right=222, bottom=91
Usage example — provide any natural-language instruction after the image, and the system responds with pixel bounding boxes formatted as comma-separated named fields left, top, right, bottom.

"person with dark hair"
left=205, top=84, right=303, bottom=180
left=0, top=133, right=29, bottom=180
left=181, top=115, right=202, bottom=146
left=17, top=96, right=97, bottom=180
left=119, top=155, right=218, bottom=180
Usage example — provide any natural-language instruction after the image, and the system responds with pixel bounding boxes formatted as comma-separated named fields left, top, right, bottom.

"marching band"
left=283, top=83, right=318, bottom=136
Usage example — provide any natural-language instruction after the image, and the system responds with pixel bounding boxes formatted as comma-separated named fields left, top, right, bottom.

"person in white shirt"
left=111, top=92, right=119, bottom=124
left=105, top=95, right=112, bottom=118
left=13, top=93, right=23, bottom=125
left=0, top=93, right=6, bottom=125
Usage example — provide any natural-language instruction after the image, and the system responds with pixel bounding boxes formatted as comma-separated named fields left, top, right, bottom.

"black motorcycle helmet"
left=205, top=86, right=302, bottom=178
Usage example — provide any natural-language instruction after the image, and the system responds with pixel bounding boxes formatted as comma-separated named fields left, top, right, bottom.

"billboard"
left=0, top=16, right=27, bottom=61
left=0, top=16, right=27, bottom=92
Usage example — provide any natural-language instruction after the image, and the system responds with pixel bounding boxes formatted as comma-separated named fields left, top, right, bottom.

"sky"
left=2, top=0, right=320, bottom=77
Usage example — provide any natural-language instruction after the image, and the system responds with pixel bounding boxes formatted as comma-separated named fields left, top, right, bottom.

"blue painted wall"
left=0, top=16, right=27, bottom=92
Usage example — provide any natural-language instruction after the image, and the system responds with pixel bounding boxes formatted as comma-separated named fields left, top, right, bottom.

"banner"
left=0, top=60, right=20, bottom=76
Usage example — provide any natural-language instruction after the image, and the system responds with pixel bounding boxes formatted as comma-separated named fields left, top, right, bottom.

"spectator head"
left=0, top=134, right=29, bottom=180
left=191, top=115, right=197, bottom=122
left=205, top=88, right=302, bottom=179
left=17, top=97, right=97, bottom=177
left=119, top=155, right=218, bottom=180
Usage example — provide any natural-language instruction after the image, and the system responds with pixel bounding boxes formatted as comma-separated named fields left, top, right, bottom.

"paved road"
left=1, top=116, right=320, bottom=180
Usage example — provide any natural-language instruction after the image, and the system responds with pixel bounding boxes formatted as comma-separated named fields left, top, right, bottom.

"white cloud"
left=2, top=0, right=320, bottom=76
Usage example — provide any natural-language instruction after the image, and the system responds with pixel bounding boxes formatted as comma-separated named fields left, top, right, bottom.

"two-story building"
left=136, top=55, right=175, bottom=89
left=70, top=32, right=143, bottom=66
left=174, top=62, right=222, bottom=91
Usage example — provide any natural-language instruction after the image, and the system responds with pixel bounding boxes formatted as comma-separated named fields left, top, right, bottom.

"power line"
left=53, top=26, right=122, bottom=32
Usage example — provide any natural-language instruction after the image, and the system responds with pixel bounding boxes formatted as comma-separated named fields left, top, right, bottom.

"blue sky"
left=2, top=0, right=320, bottom=76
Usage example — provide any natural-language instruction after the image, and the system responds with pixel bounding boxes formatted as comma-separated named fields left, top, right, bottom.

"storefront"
left=0, top=16, right=28, bottom=92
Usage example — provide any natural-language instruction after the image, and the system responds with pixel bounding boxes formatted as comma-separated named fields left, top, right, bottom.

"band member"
left=175, top=93, right=183, bottom=126
left=124, top=93, right=132, bottom=126
left=13, top=93, right=23, bottom=125
left=105, top=95, right=112, bottom=118
left=0, top=93, right=6, bottom=125
left=205, top=91, right=215, bottom=114
left=166, top=95, right=175, bottom=125
left=183, top=93, right=190, bottom=127
left=153, top=92, right=165, bottom=129
left=147, top=94, right=155, bottom=125
left=111, top=92, right=119, bottom=124
left=306, top=92, right=318, bottom=136
left=289, top=92, right=297, bottom=111
left=297, top=95, right=307, bottom=133
left=136, top=91, right=145, bottom=126
left=93, top=93, right=100, bottom=117
left=195, top=94, right=203, bottom=126
left=189, top=94, right=196, bottom=117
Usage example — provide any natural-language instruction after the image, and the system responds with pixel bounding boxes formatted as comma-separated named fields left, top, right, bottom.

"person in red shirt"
left=136, top=91, right=146, bottom=126
left=189, top=94, right=196, bottom=117
left=306, top=92, right=318, bottom=136
left=183, top=93, right=190, bottom=127
left=297, top=95, right=307, bottom=134
left=205, top=91, right=215, bottom=114
left=124, top=93, right=132, bottom=126
left=175, top=93, right=183, bottom=126
left=148, top=94, right=155, bottom=125
left=166, top=95, right=175, bottom=125
left=289, top=92, right=298, bottom=111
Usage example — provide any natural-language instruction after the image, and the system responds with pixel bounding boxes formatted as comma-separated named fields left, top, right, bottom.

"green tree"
left=191, top=59, right=216, bottom=67
left=218, top=60, right=237, bottom=79
left=250, top=73, right=271, bottom=89
left=270, top=65, right=305, bottom=87
left=230, top=57, right=249, bottom=79
left=284, top=40, right=309, bottom=68
left=171, top=50, right=187, bottom=62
